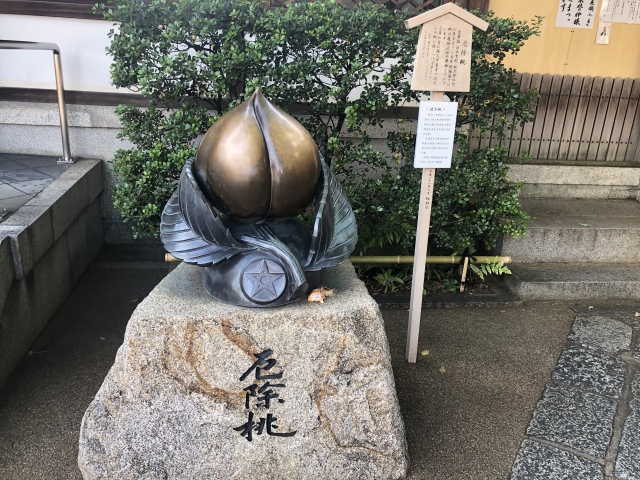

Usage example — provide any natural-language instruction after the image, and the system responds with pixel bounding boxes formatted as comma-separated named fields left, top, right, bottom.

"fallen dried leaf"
left=439, top=366, right=446, bottom=374
left=308, top=286, right=335, bottom=303
left=421, top=350, right=430, bottom=356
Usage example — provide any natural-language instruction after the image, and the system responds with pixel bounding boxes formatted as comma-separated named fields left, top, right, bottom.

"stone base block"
left=78, top=262, right=408, bottom=480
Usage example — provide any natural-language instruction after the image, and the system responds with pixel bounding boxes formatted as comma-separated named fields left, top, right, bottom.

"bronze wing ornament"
left=305, top=158, right=358, bottom=271
left=160, top=158, right=252, bottom=266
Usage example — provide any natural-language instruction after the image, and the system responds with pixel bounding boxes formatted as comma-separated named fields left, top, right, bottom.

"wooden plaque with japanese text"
left=411, top=14, right=473, bottom=93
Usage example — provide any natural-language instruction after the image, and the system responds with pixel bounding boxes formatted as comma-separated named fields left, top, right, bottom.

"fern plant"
left=469, top=257, right=512, bottom=281
left=374, top=268, right=411, bottom=294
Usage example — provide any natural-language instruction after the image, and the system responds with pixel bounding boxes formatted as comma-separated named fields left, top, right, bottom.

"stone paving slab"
left=9, top=177, right=55, bottom=196
left=567, top=315, right=632, bottom=354
left=0, top=159, right=27, bottom=172
left=617, top=312, right=640, bottom=330
left=552, top=346, right=626, bottom=398
left=34, top=164, right=70, bottom=177
left=615, top=374, right=640, bottom=480
left=526, top=383, right=617, bottom=458
left=0, top=183, right=24, bottom=200
left=11, top=155, right=60, bottom=168
left=0, top=154, right=71, bottom=221
left=0, top=195, right=31, bottom=213
left=510, top=440, right=604, bottom=480
left=616, top=398, right=640, bottom=480
left=570, top=305, right=640, bottom=329
left=511, top=309, right=640, bottom=479
left=0, top=168, right=50, bottom=183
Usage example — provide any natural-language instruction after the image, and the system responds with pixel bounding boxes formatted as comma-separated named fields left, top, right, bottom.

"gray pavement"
left=0, top=259, right=634, bottom=479
left=0, top=262, right=170, bottom=479
left=384, top=302, right=577, bottom=479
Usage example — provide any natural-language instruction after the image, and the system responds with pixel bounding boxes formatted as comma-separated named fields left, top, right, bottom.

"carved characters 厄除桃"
left=234, top=349, right=296, bottom=441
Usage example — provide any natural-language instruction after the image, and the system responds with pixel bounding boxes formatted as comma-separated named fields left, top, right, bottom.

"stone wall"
left=509, top=164, right=640, bottom=200
left=0, top=159, right=104, bottom=388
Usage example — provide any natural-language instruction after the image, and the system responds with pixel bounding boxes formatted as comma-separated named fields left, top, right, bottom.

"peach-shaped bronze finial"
left=194, top=89, right=321, bottom=219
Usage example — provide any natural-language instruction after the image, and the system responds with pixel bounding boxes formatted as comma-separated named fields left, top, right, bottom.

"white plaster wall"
left=0, top=14, right=119, bottom=92
left=0, top=15, right=426, bottom=102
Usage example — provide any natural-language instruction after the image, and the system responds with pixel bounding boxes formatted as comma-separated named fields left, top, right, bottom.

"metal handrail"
left=0, top=40, right=74, bottom=163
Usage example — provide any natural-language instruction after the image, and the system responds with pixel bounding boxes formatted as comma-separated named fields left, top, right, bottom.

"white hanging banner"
left=556, top=0, right=599, bottom=28
left=413, top=101, right=458, bottom=169
left=600, top=0, right=640, bottom=24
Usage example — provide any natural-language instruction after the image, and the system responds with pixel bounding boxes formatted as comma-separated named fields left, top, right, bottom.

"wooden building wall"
left=489, top=0, right=640, bottom=80
left=470, top=73, right=640, bottom=163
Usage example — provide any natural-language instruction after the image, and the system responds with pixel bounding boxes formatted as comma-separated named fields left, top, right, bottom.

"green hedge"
left=99, top=0, right=541, bottom=257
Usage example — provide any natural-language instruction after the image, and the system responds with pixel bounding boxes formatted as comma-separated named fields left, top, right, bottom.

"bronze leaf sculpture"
left=160, top=89, right=358, bottom=307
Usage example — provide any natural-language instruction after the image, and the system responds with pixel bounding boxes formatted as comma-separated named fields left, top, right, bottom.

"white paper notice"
left=556, top=0, right=599, bottom=28
left=600, top=0, right=640, bottom=24
left=413, top=101, right=457, bottom=169
left=596, top=21, right=612, bottom=43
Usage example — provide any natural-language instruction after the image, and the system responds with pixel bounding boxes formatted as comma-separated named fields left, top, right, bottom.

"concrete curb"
left=0, top=159, right=105, bottom=388
left=374, top=275, right=522, bottom=309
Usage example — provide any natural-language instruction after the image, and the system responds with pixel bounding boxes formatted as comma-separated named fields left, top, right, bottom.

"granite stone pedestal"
left=78, top=262, right=408, bottom=479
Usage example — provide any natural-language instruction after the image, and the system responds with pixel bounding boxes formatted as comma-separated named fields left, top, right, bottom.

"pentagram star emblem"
left=244, top=260, right=284, bottom=298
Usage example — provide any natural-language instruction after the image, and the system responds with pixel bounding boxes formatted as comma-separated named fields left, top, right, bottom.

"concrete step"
left=504, top=263, right=640, bottom=301
left=500, top=198, right=640, bottom=263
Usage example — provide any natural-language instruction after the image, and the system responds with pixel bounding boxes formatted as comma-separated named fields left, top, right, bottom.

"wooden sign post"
left=405, top=4, right=488, bottom=364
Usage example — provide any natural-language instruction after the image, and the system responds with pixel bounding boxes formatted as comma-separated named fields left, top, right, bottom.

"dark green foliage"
left=255, top=0, right=419, bottom=165
left=356, top=263, right=459, bottom=295
left=100, top=0, right=279, bottom=236
left=346, top=12, right=543, bottom=255
left=99, top=0, right=540, bottom=264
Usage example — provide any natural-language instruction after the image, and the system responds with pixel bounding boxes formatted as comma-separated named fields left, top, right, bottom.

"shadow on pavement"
left=0, top=263, right=169, bottom=480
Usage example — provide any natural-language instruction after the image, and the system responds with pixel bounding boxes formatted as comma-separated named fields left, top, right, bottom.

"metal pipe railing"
left=0, top=40, right=74, bottom=163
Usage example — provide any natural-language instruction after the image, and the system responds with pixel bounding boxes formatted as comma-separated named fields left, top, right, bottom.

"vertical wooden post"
left=406, top=91, right=444, bottom=364
left=403, top=4, right=488, bottom=364
left=459, top=256, right=469, bottom=293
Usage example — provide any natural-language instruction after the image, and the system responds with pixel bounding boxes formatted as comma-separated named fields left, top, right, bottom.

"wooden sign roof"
left=405, top=3, right=489, bottom=31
